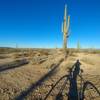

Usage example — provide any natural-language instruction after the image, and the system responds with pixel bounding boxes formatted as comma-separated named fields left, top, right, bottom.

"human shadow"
left=44, top=60, right=100, bottom=100
left=44, top=60, right=81, bottom=100
left=15, top=58, right=64, bottom=100
left=68, top=60, right=100, bottom=100
left=0, top=59, right=29, bottom=72
left=55, top=60, right=81, bottom=100
left=67, top=59, right=81, bottom=100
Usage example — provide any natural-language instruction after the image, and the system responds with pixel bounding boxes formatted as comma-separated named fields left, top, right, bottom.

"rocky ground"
left=0, top=49, right=100, bottom=100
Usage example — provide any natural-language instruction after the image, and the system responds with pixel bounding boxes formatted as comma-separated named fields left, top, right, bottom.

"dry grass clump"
left=28, top=49, right=35, bottom=58
left=81, top=57, right=95, bottom=65
left=13, top=52, right=30, bottom=59
left=64, top=49, right=75, bottom=57
left=35, top=49, right=52, bottom=56
left=68, top=51, right=75, bottom=57
left=31, top=55, right=48, bottom=65
left=39, top=50, right=49, bottom=56
left=13, top=53, right=23, bottom=59
left=0, top=55, right=8, bottom=59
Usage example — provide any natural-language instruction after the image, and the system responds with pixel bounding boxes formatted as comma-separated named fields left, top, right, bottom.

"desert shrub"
left=0, top=48, right=13, bottom=54
left=13, top=53, right=22, bottom=58
left=31, top=56, right=48, bottom=65
left=81, top=57, right=95, bottom=65
left=39, top=50, right=49, bottom=56
left=0, top=55, right=8, bottom=59
left=28, top=49, right=35, bottom=57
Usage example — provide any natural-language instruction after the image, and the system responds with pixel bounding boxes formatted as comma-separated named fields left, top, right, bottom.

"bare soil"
left=0, top=49, right=100, bottom=100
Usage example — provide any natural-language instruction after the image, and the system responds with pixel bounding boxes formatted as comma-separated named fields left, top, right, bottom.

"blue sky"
left=0, top=0, right=100, bottom=48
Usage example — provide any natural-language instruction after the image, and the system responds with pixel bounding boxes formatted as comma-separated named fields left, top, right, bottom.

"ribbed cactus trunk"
left=63, top=34, right=67, bottom=49
left=62, top=5, right=70, bottom=50
left=62, top=5, right=70, bottom=57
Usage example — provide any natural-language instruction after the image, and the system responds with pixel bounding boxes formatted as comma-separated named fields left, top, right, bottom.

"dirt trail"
left=0, top=51, right=100, bottom=100
left=24, top=53, right=100, bottom=100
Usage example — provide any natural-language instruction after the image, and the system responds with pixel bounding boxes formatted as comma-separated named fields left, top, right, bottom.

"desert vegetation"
left=0, top=48, right=100, bottom=100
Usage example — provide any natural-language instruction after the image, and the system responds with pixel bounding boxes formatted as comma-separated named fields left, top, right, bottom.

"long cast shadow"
left=68, top=60, right=100, bottom=100
left=82, top=81, right=100, bottom=99
left=67, top=60, right=81, bottom=100
left=44, top=60, right=81, bottom=100
left=15, top=58, right=64, bottom=100
left=44, top=60, right=100, bottom=100
left=0, top=59, right=29, bottom=72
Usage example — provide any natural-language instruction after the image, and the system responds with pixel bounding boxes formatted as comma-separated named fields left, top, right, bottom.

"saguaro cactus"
left=62, top=5, right=70, bottom=50
left=77, top=41, right=81, bottom=50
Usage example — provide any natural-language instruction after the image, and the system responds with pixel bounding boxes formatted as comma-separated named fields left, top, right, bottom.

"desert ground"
left=0, top=48, right=100, bottom=100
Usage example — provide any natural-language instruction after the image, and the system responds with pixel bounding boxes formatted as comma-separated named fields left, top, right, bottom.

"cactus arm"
left=62, top=22, right=64, bottom=33
left=67, top=16, right=70, bottom=33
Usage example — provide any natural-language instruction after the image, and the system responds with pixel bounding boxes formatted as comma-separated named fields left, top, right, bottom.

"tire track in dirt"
left=15, top=58, right=65, bottom=100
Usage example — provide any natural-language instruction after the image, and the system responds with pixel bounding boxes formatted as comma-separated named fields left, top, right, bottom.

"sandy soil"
left=0, top=50, right=100, bottom=100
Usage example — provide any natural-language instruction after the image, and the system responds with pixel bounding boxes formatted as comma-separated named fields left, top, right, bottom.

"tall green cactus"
left=77, top=41, right=81, bottom=50
left=62, top=5, right=70, bottom=49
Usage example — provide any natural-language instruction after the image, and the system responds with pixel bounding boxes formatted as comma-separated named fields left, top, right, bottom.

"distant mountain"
left=0, top=47, right=13, bottom=49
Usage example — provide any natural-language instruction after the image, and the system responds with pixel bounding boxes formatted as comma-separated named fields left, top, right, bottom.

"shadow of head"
left=56, top=93, right=63, bottom=100
left=72, top=59, right=82, bottom=77
left=67, top=59, right=82, bottom=76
